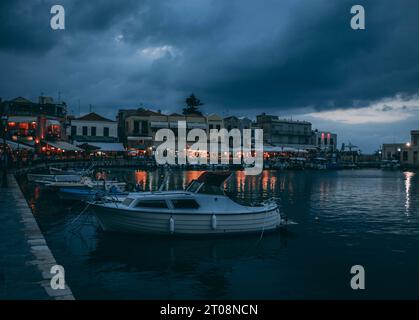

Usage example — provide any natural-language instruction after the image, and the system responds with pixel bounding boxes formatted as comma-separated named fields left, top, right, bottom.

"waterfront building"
left=382, top=130, right=419, bottom=167
left=382, top=143, right=405, bottom=161
left=117, top=108, right=217, bottom=155
left=118, top=108, right=168, bottom=155
left=1, top=96, right=67, bottom=146
left=312, top=129, right=337, bottom=152
left=67, top=112, right=124, bottom=156
left=68, top=112, right=118, bottom=142
left=255, top=113, right=314, bottom=149
left=224, top=116, right=252, bottom=132
left=206, top=113, right=224, bottom=132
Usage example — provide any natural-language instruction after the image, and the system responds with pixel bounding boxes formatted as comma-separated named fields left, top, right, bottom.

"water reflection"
left=404, top=171, right=415, bottom=216
left=88, top=231, right=290, bottom=299
left=18, top=169, right=419, bottom=299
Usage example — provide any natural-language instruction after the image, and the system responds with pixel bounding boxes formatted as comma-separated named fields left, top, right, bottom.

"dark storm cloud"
left=0, top=0, right=418, bottom=115
left=0, top=0, right=55, bottom=53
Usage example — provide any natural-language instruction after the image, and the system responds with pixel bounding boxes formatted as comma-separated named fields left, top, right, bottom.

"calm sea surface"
left=20, top=169, right=419, bottom=299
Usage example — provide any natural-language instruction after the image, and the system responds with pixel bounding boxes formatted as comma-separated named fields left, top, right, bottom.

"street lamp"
left=1, top=113, right=9, bottom=187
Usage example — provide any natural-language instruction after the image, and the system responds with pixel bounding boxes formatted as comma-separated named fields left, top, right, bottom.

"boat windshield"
left=122, top=197, right=135, bottom=206
left=186, top=180, right=202, bottom=193
left=185, top=179, right=225, bottom=195
left=198, top=183, right=225, bottom=195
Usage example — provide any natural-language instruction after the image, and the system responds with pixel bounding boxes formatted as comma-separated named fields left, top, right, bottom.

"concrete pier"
left=0, top=174, right=74, bottom=300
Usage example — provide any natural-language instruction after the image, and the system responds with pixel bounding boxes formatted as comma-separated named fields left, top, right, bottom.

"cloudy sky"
left=1, top=0, right=418, bottom=152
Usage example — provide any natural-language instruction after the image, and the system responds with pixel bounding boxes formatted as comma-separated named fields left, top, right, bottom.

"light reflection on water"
left=21, top=169, right=419, bottom=299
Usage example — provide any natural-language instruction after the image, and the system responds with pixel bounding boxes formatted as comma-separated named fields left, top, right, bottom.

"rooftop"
left=76, top=112, right=115, bottom=122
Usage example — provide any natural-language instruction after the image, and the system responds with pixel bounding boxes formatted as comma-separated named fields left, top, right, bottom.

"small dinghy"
left=90, top=171, right=283, bottom=236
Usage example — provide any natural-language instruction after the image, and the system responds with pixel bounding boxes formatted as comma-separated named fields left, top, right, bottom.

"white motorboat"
left=90, top=172, right=282, bottom=236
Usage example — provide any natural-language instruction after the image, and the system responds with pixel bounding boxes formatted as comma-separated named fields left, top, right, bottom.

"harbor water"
left=19, top=169, right=419, bottom=299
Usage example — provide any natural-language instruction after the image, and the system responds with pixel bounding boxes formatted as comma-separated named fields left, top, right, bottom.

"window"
left=141, top=121, right=148, bottom=135
left=71, top=126, right=77, bottom=136
left=136, top=200, right=168, bottom=209
left=403, top=151, right=408, bottom=161
left=330, top=138, right=334, bottom=146
left=103, top=127, right=109, bottom=137
left=134, top=121, right=140, bottom=134
left=82, top=126, right=88, bottom=136
left=122, top=198, right=135, bottom=206
left=91, top=126, right=97, bottom=136
left=186, top=180, right=202, bottom=193
left=172, top=199, right=200, bottom=209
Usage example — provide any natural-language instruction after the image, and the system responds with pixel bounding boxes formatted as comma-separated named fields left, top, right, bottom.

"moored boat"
left=90, top=171, right=283, bottom=236
left=58, top=187, right=128, bottom=201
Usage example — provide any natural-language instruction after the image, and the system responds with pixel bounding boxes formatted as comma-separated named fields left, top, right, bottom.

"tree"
left=183, top=94, right=203, bottom=116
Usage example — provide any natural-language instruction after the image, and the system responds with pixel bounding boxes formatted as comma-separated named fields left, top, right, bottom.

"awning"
left=6, top=140, right=35, bottom=151
left=76, top=143, right=101, bottom=151
left=46, top=141, right=82, bottom=151
left=187, top=122, right=207, bottom=129
left=46, top=119, right=60, bottom=126
left=263, top=145, right=298, bottom=152
left=8, top=116, right=37, bottom=123
left=76, top=142, right=125, bottom=152
left=127, top=136, right=152, bottom=141
left=150, top=121, right=169, bottom=128
left=263, top=145, right=310, bottom=153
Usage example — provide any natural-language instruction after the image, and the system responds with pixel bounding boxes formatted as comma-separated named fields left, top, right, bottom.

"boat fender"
left=211, top=214, right=217, bottom=230
left=169, top=217, right=175, bottom=234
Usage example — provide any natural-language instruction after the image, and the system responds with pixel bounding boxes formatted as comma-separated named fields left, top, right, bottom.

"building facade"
left=224, top=116, right=252, bottom=132
left=207, top=114, right=224, bottom=132
left=383, top=130, right=419, bottom=167
left=1, top=96, right=67, bottom=145
left=313, top=130, right=337, bottom=151
left=67, top=112, right=118, bottom=142
left=256, top=113, right=313, bottom=148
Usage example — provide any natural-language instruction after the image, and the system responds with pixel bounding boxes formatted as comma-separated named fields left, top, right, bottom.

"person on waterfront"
left=135, top=182, right=143, bottom=192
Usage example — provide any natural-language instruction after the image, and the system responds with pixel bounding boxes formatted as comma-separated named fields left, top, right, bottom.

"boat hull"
left=91, top=205, right=281, bottom=236
left=28, top=173, right=81, bottom=182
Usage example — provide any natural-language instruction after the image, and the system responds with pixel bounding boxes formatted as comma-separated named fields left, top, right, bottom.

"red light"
left=321, top=133, right=325, bottom=140
left=8, top=122, right=16, bottom=127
